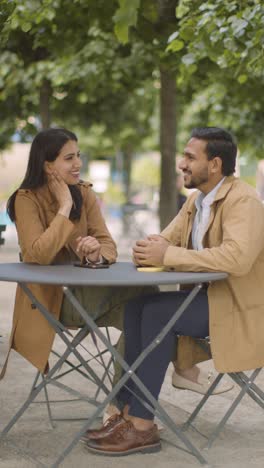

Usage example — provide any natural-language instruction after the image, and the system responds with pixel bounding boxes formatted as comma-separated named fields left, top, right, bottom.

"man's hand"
left=76, top=236, right=101, bottom=263
left=133, top=235, right=170, bottom=266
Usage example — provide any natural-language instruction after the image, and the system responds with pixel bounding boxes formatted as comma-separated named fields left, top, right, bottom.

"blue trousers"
left=116, top=290, right=209, bottom=420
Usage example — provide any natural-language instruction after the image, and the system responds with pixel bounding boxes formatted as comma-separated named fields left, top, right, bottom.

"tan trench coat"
left=161, top=176, right=264, bottom=372
left=7, top=181, right=117, bottom=373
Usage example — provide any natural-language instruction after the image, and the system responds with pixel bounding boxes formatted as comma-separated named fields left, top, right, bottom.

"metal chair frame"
left=182, top=338, right=264, bottom=448
left=30, top=325, right=116, bottom=428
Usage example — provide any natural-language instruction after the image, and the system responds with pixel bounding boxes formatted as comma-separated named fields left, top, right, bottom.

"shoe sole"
left=85, top=442, right=161, bottom=456
left=172, top=383, right=234, bottom=395
left=80, top=437, right=89, bottom=444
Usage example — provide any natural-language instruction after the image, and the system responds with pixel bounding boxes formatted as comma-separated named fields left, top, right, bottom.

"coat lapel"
left=185, top=202, right=197, bottom=248
left=202, top=176, right=236, bottom=247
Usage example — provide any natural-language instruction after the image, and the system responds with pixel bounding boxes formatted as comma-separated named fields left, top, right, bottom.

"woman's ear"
left=44, top=161, right=53, bottom=175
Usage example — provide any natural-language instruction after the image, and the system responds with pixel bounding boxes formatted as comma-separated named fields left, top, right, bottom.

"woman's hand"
left=48, top=171, right=73, bottom=217
left=76, top=236, right=101, bottom=263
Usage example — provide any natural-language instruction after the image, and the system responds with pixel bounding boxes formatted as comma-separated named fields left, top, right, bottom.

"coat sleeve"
left=15, top=191, right=75, bottom=265
left=163, top=196, right=264, bottom=277
left=83, top=187, right=117, bottom=263
left=160, top=197, right=190, bottom=246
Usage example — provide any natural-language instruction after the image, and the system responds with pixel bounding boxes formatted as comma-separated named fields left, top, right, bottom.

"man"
left=85, top=127, right=264, bottom=456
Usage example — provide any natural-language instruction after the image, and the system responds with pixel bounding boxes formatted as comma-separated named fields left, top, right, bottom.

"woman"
left=5, top=128, right=153, bottom=375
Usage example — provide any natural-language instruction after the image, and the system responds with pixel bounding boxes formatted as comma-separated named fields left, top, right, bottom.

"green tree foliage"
left=113, top=0, right=264, bottom=223
left=165, top=0, right=264, bottom=155
left=0, top=0, right=160, bottom=206
left=178, top=79, right=264, bottom=160
left=170, top=0, right=264, bottom=82
left=2, top=0, right=264, bottom=223
left=0, top=0, right=156, bottom=150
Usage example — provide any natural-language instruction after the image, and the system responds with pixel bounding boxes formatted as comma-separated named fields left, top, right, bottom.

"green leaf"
left=176, top=3, right=190, bottom=19
left=231, top=18, right=248, bottom=37
left=182, top=53, right=196, bottom=66
left=167, top=39, right=184, bottom=52
left=223, top=37, right=238, bottom=52
left=21, top=21, right=32, bottom=33
left=113, top=0, right=140, bottom=44
left=141, top=0, right=158, bottom=23
left=10, top=16, right=19, bottom=29
left=168, top=31, right=179, bottom=42
left=238, top=74, right=248, bottom=84
left=114, top=23, right=129, bottom=44
left=46, top=10, right=56, bottom=21
left=188, top=63, right=197, bottom=75
left=180, top=24, right=195, bottom=41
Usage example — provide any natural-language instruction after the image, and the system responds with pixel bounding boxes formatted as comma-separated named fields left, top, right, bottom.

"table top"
left=0, top=262, right=227, bottom=286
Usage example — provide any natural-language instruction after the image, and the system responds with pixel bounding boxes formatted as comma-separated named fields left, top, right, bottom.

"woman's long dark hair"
left=7, top=128, right=83, bottom=222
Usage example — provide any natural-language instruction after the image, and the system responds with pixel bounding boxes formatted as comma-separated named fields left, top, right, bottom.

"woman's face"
left=45, top=140, right=82, bottom=185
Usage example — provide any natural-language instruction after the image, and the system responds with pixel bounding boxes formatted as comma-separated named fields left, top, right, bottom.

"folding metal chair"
left=30, top=325, right=117, bottom=428
left=0, top=301, right=118, bottom=452
left=182, top=338, right=264, bottom=447
left=4, top=252, right=118, bottom=429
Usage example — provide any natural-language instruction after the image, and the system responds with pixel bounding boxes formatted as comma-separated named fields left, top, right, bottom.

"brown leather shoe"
left=81, top=414, right=125, bottom=442
left=85, top=420, right=161, bottom=456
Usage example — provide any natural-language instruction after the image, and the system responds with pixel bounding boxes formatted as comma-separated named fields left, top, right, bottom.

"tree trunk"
left=123, top=147, right=133, bottom=203
left=40, top=79, right=52, bottom=129
left=159, top=67, right=178, bottom=230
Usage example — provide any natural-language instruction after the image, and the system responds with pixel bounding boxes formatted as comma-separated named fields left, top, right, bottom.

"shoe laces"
left=114, top=421, right=133, bottom=441
left=103, top=413, right=122, bottom=428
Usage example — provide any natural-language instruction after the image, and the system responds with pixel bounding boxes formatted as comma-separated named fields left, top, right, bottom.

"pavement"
left=0, top=218, right=264, bottom=468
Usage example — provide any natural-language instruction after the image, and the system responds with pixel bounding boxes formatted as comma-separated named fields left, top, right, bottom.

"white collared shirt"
left=192, top=178, right=225, bottom=250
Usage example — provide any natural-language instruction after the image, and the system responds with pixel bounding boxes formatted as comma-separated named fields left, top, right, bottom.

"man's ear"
left=210, top=156, right=222, bottom=174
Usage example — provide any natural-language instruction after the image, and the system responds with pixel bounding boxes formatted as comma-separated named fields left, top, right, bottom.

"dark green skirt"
left=60, top=285, right=158, bottom=387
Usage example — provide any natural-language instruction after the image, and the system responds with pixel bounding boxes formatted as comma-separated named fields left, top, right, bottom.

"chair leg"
left=183, top=368, right=263, bottom=449
left=205, top=370, right=259, bottom=448
left=29, top=371, right=56, bottom=429
left=182, top=373, right=224, bottom=431
left=230, top=369, right=264, bottom=408
left=41, top=374, right=56, bottom=429
left=92, top=327, right=116, bottom=402
left=0, top=346, right=73, bottom=440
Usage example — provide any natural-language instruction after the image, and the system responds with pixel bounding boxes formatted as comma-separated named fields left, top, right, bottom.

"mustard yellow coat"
left=161, top=176, right=264, bottom=372
left=9, top=182, right=117, bottom=372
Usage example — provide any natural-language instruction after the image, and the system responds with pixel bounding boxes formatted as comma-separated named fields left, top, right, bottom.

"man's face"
left=179, top=138, right=212, bottom=191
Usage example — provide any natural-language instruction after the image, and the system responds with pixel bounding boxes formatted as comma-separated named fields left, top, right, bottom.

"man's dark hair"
left=191, top=127, right=237, bottom=176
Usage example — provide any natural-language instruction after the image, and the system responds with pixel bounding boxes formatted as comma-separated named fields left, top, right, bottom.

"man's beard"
left=183, top=168, right=209, bottom=189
